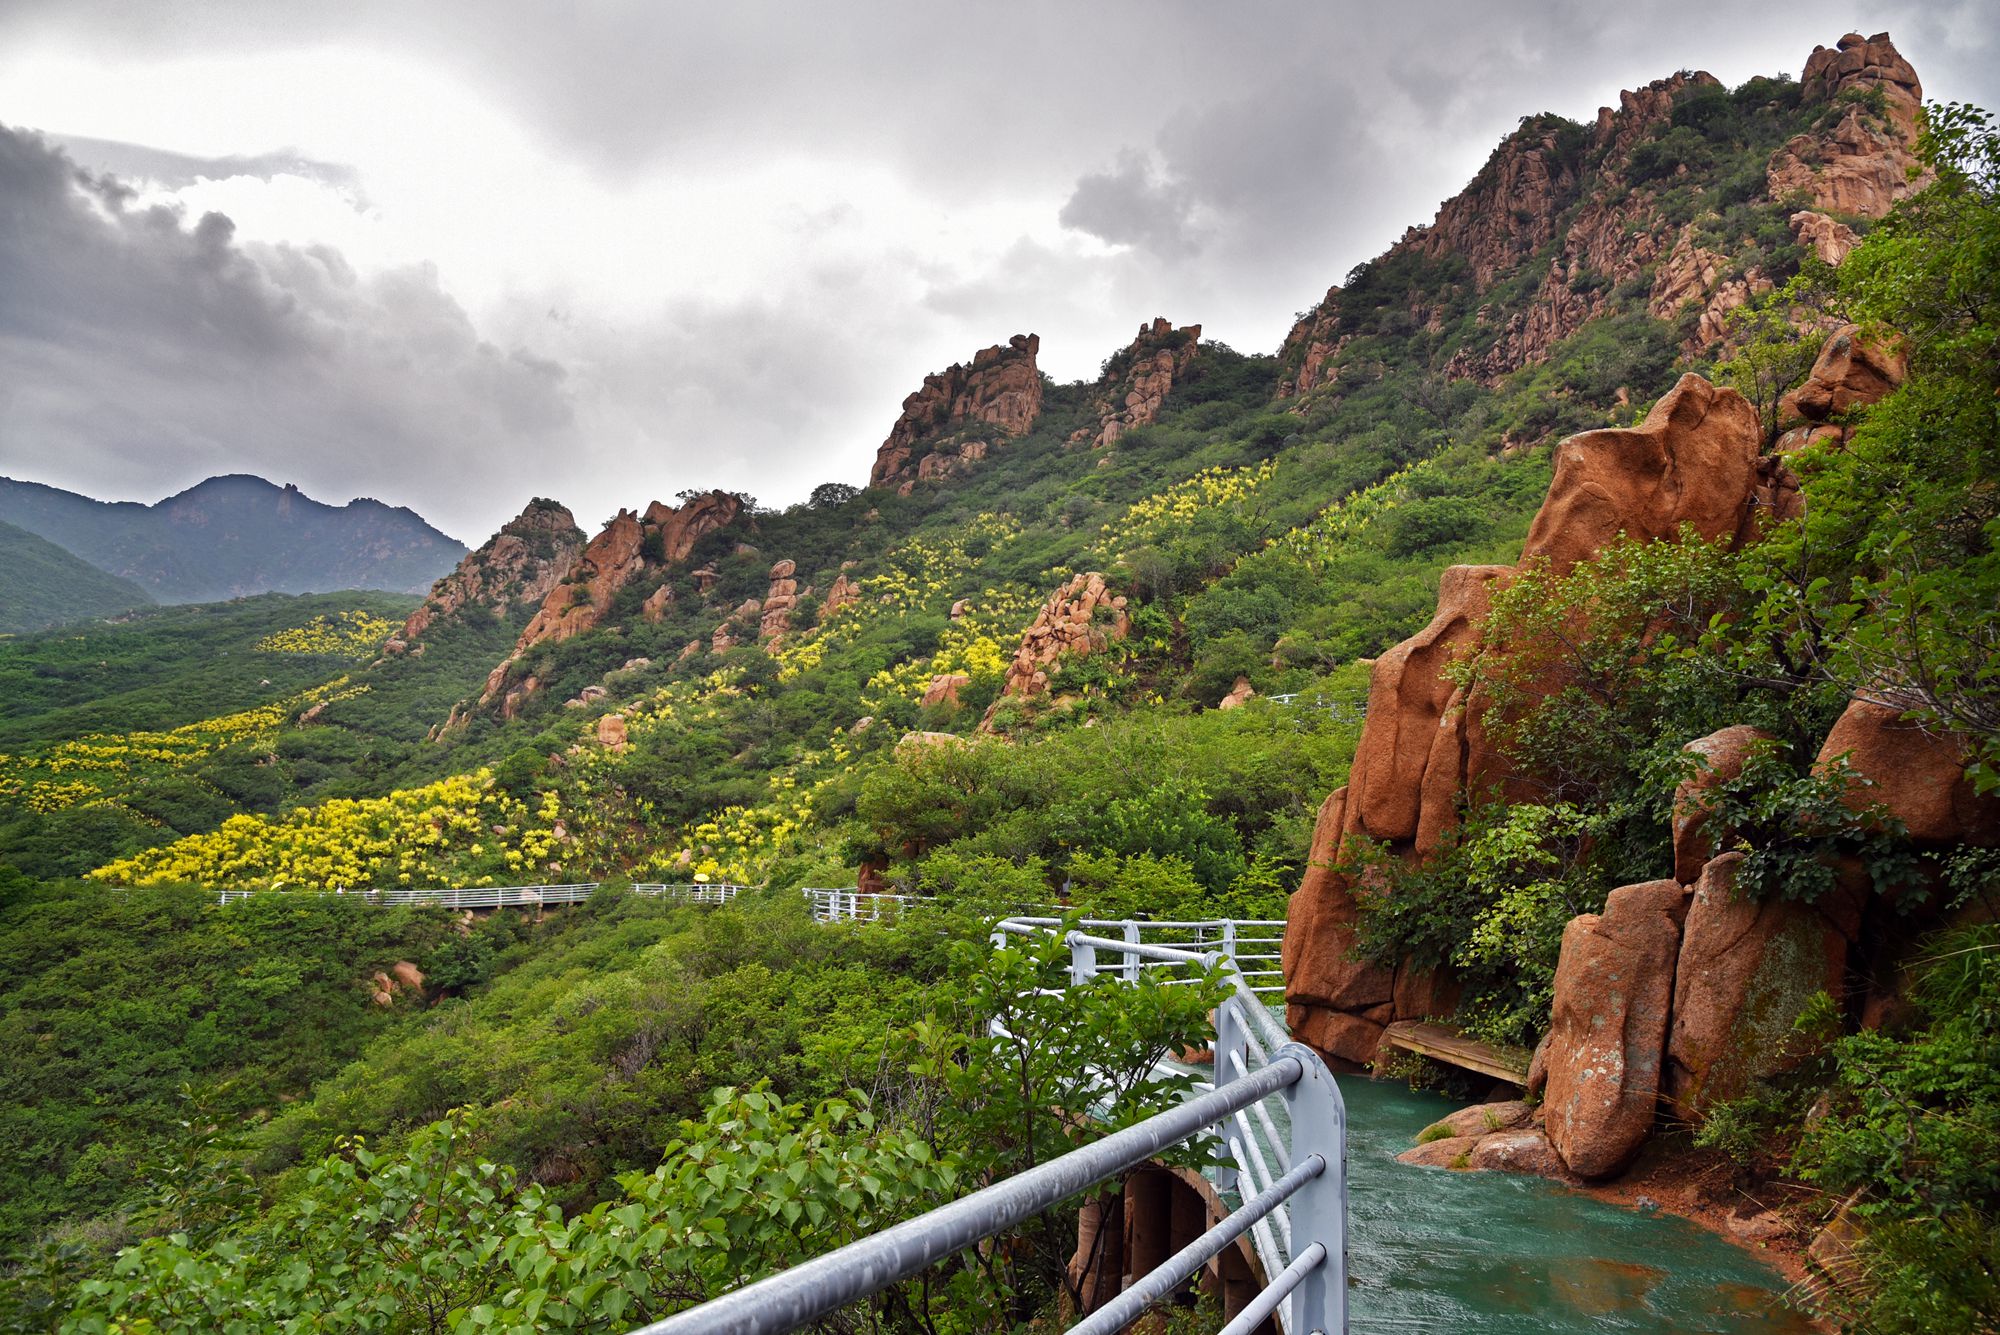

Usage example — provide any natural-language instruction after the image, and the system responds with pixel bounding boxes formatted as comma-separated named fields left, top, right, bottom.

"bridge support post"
left=1281, top=1042, right=1349, bottom=1335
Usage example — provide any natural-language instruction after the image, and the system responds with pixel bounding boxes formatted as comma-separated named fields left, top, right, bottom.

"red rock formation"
left=1768, top=34, right=1928, bottom=219
left=758, top=559, right=801, bottom=645
left=1284, top=374, right=1793, bottom=1062
left=1217, top=676, right=1255, bottom=710
left=1789, top=210, right=1860, bottom=267
left=920, top=673, right=972, bottom=708
left=819, top=571, right=861, bottom=625
left=641, top=584, right=674, bottom=624
left=596, top=714, right=628, bottom=751
left=985, top=572, right=1130, bottom=718
left=469, top=491, right=742, bottom=719
left=1672, top=725, right=1777, bottom=883
left=1778, top=325, right=1908, bottom=425
left=712, top=597, right=761, bottom=653
left=1666, top=853, right=1853, bottom=1120
left=870, top=334, right=1043, bottom=493
left=1281, top=35, right=1924, bottom=397
left=1816, top=700, right=2000, bottom=845
left=1071, top=318, right=1201, bottom=449
left=396, top=499, right=585, bottom=646
left=1543, top=879, right=1687, bottom=1177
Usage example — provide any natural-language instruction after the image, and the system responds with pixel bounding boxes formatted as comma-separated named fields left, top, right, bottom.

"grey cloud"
left=52, top=134, right=363, bottom=194
left=1059, top=151, right=1202, bottom=257
left=0, top=124, right=570, bottom=541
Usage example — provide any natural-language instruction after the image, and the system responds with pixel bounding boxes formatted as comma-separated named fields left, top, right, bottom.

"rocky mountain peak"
left=391, top=498, right=586, bottom=649
left=869, top=333, right=1043, bottom=494
left=1278, top=33, right=1926, bottom=399
left=466, top=489, right=745, bottom=720
left=1071, top=317, right=1201, bottom=451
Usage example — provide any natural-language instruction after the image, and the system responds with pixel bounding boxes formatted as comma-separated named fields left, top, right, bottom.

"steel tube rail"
left=1218, top=1241, right=1327, bottom=1335
left=627, top=1057, right=1304, bottom=1335
left=1066, top=1152, right=1327, bottom=1335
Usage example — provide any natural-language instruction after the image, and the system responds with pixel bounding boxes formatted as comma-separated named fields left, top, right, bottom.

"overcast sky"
left=0, top=2, right=1993, bottom=543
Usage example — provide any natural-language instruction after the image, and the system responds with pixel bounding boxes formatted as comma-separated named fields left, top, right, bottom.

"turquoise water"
left=1341, top=1077, right=1815, bottom=1333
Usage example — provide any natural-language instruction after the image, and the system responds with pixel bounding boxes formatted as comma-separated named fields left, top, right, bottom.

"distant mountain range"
left=0, top=519, right=153, bottom=633
left=0, top=474, right=467, bottom=607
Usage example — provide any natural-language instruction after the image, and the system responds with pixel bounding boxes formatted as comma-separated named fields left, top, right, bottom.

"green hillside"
left=0, top=519, right=151, bottom=633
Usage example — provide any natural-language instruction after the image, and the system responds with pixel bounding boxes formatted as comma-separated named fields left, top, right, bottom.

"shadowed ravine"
left=1341, top=1078, right=1814, bottom=1333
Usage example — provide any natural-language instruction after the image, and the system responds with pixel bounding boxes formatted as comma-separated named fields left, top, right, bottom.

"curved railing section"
left=637, top=916, right=1346, bottom=1335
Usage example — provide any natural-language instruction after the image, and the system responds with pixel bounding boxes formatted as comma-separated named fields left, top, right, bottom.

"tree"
left=808, top=482, right=860, bottom=509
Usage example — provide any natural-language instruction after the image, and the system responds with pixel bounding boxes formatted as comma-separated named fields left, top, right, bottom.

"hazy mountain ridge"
left=0, top=473, right=466, bottom=604
left=0, top=519, right=153, bottom=633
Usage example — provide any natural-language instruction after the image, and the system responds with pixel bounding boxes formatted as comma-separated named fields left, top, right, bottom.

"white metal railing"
left=637, top=917, right=1344, bottom=1335
left=991, top=917, right=1317, bottom=1328
left=801, top=887, right=932, bottom=921
left=207, top=882, right=750, bottom=909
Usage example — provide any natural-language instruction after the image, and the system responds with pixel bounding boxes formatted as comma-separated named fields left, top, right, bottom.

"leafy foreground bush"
left=23, top=924, right=1226, bottom=1334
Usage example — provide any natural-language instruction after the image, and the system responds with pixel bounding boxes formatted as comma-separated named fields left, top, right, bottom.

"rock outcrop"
left=818, top=571, right=861, bottom=625
left=1283, top=374, right=1793, bottom=1078
left=983, top=572, right=1130, bottom=723
left=395, top=499, right=586, bottom=647
left=1071, top=318, right=1201, bottom=449
left=870, top=334, right=1043, bottom=494
left=1666, top=854, right=1852, bottom=1119
left=1279, top=34, right=1924, bottom=398
left=1672, top=725, right=1776, bottom=882
left=1778, top=325, right=1907, bottom=425
left=1816, top=700, right=2000, bottom=845
left=1542, top=880, right=1687, bottom=1178
left=468, top=491, right=743, bottom=720
left=1767, top=34, right=1928, bottom=219
left=1789, top=210, right=1860, bottom=267
left=758, top=560, right=803, bottom=645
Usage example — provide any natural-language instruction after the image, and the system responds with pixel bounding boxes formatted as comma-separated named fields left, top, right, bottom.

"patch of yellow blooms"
left=89, top=770, right=565, bottom=890
left=1095, top=459, right=1280, bottom=563
left=1269, top=459, right=1441, bottom=570
left=0, top=679, right=367, bottom=813
left=254, top=610, right=400, bottom=658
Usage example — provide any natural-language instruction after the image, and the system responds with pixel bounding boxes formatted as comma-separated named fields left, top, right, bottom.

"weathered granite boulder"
left=1667, top=854, right=1851, bottom=1120
left=1543, top=880, right=1687, bottom=1178
left=1672, top=725, right=1777, bottom=883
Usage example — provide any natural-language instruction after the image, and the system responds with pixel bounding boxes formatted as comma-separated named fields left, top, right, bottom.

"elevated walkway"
left=1378, top=1020, right=1530, bottom=1086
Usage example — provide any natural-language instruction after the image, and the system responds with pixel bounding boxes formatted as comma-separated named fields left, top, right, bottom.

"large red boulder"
left=1543, top=880, right=1687, bottom=1178
left=1667, top=854, right=1851, bottom=1120
left=1778, top=325, right=1907, bottom=425
left=1283, top=789, right=1396, bottom=1014
left=1816, top=699, right=2000, bottom=846
left=1520, top=374, right=1764, bottom=572
left=1672, top=726, right=1777, bottom=883
left=1342, top=565, right=1509, bottom=844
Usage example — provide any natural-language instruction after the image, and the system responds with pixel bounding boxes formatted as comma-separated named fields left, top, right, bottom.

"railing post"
left=1212, top=993, right=1246, bottom=1198
left=1122, top=921, right=1140, bottom=982
left=1221, top=919, right=1237, bottom=966
left=1280, top=1041, right=1349, bottom=1335
left=1068, top=931, right=1096, bottom=987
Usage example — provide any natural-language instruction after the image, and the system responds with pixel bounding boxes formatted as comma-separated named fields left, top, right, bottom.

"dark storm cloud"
left=0, top=124, right=569, bottom=541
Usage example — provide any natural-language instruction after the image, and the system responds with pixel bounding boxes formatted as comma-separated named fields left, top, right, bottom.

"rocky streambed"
left=1343, top=1076, right=1816, bottom=1333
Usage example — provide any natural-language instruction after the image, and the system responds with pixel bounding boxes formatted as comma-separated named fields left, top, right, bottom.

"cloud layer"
left=0, top=1, right=1992, bottom=542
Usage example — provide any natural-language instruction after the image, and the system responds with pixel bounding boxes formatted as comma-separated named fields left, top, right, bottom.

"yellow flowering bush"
left=254, top=610, right=400, bottom=658
left=0, top=679, right=367, bottom=812
left=88, top=770, right=565, bottom=890
left=1094, top=460, right=1279, bottom=562
left=1270, top=459, right=1441, bottom=571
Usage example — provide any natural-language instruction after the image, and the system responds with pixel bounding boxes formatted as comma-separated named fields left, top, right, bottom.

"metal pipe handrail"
left=1067, top=1152, right=1326, bottom=1335
left=627, top=1056, right=1306, bottom=1335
